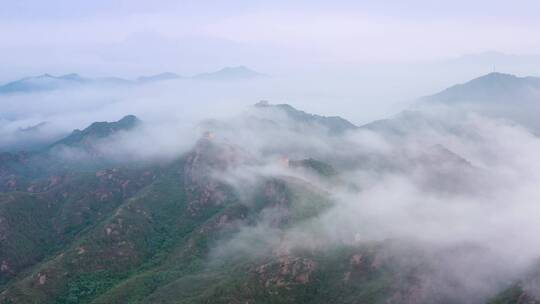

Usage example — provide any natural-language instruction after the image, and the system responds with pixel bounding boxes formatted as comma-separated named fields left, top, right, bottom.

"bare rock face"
left=183, top=137, right=240, bottom=215
left=0, top=261, right=10, bottom=274
left=38, top=274, right=46, bottom=285
left=256, top=256, right=318, bottom=289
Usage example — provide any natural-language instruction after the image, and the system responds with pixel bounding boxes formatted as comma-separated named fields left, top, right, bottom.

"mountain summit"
left=254, top=101, right=358, bottom=134
left=422, top=72, right=540, bottom=104
left=418, top=72, right=540, bottom=130
left=51, top=115, right=141, bottom=149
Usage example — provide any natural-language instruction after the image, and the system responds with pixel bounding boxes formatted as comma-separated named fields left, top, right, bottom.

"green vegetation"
left=487, top=284, right=538, bottom=304
left=1, top=115, right=534, bottom=304
left=290, top=158, right=338, bottom=177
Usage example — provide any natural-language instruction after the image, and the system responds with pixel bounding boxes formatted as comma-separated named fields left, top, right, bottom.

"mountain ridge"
left=192, top=66, right=267, bottom=81
left=0, top=66, right=267, bottom=95
left=50, top=115, right=141, bottom=149
left=254, top=100, right=358, bottom=134
left=421, top=72, right=540, bottom=104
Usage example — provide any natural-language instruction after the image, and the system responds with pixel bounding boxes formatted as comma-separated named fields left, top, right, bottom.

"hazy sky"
left=2, top=0, right=540, bottom=79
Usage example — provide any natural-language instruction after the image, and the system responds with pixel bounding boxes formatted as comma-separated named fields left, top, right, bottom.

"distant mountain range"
left=0, top=66, right=267, bottom=95
left=193, top=66, right=267, bottom=81
left=136, top=72, right=182, bottom=83
left=0, top=73, right=132, bottom=94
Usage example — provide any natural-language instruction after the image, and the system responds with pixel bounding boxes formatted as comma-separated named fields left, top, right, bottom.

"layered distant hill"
left=421, top=72, right=540, bottom=105
left=0, top=66, right=267, bottom=95
left=192, top=66, right=267, bottom=81
left=0, top=73, right=132, bottom=94
left=365, top=72, right=540, bottom=134
left=253, top=100, right=358, bottom=134
left=1, top=73, right=539, bottom=304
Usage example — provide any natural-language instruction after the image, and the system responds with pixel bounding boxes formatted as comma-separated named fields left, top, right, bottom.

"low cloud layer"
left=2, top=72, right=540, bottom=302
left=197, top=102, right=540, bottom=302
